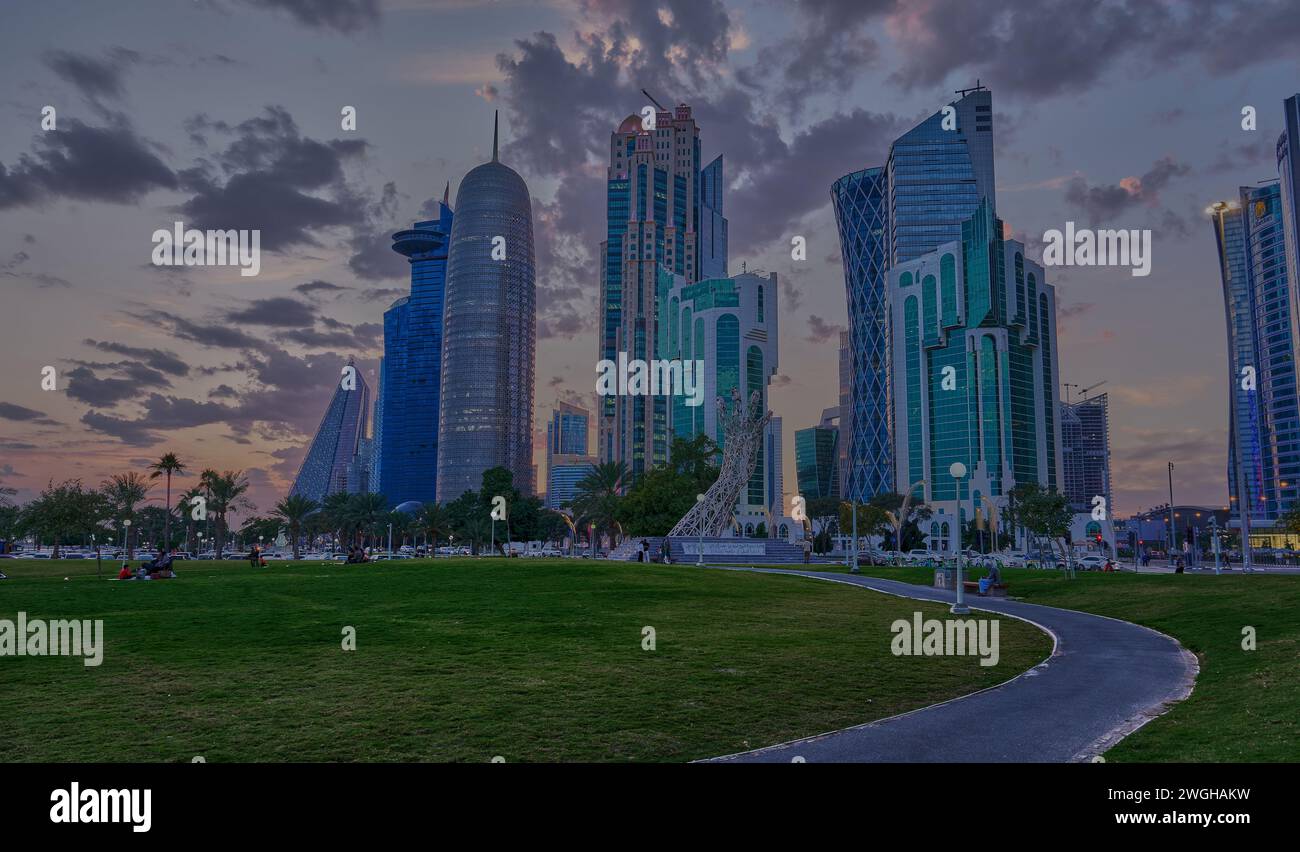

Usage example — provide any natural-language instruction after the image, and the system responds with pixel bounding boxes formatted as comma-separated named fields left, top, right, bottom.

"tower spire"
left=492, top=110, right=499, bottom=162
left=442, top=180, right=450, bottom=206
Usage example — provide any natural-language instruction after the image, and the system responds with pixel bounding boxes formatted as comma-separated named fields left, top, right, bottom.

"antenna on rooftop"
left=954, top=79, right=987, bottom=97
left=641, top=89, right=667, bottom=111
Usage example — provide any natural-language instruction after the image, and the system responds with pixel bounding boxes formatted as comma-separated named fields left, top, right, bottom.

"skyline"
left=3, top=0, right=1300, bottom=518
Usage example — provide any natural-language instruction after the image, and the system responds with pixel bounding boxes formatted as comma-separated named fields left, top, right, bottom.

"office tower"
left=437, top=114, right=536, bottom=500
left=545, top=402, right=593, bottom=509
left=597, top=103, right=705, bottom=477
left=382, top=188, right=453, bottom=504
left=832, top=167, right=891, bottom=503
left=657, top=269, right=778, bottom=532
left=290, top=359, right=371, bottom=503
left=1213, top=182, right=1298, bottom=533
left=1279, top=94, right=1300, bottom=317
left=837, top=331, right=850, bottom=499
left=700, top=155, right=728, bottom=279
left=371, top=360, right=383, bottom=493
left=795, top=408, right=841, bottom=500
left=345, top=437, right=375, bottom=494
left=833, top=86, right=997, bottom=506
left=766, top=416, right=784, bottom=523
left=889, top=199, right=1062, bottom=555
left=1061, top=394, right=1111, bottom=514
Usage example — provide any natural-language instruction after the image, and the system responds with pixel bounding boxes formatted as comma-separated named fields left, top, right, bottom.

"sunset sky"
left=2, top=0, right=1298, bottom=519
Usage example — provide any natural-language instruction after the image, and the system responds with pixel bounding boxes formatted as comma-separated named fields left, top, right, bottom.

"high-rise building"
left=889, top=199, right=1062, bottom=554
left=795, top=408, right=841, bottom=500
left=766, top=415, right=784, bottom=524
left=597, top=103, right=708, bottom=478
left=290, top=360, right=371, bottom=503
left=700, top=155, right=728, bottom=279
left=832, top=168, right=890, bottom=505
left=437, top=115, right=536, bottom=500
left=545, top=402, right=593, bottom=510
left=382, top=189, right=453, bottom=505
left=1061, top=394, right=1111, bottom=514
left=833, top=86, right=998, bottom=506
left=1279, top=94, right=1300, bottom=317
left=657, top=269, right=778, bottom=532
left=1213, top=182, right=1298, bottom=533
left=837, top=330, right=850, bottom=499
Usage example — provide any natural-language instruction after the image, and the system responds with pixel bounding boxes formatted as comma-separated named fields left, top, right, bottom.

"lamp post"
left=1167, top=462, right=1177, bottom=563
left=950, top=462, right=970, bottom=615
left=695, top=493, right=706, bottom=567
left=387, top=523, right=393, bottom=559
left=850, top=500, right=860, bottom=574
left=1211, top=515, right=1222, bottom=575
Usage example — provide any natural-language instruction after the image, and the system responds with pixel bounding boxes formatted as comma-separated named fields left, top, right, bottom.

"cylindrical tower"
left=437, top=116, right=536, bottom=500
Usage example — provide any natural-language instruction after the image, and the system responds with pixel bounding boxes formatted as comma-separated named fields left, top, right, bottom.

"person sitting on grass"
left=135, top=566, right=151, bottom=581
left=117, top=562, right=132, bottom=580
left=345, top=545, right=358, bottom=564
left=247, top=545, right=260, bottom=569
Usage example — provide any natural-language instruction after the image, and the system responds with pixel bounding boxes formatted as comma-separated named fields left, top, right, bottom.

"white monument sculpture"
left=669, top=388, right=772, bottom=538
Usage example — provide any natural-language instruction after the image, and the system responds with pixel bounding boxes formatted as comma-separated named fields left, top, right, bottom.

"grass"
left=0, top=557, right=1048, bottom=762
left=828, top=564, right=1300, bottom=762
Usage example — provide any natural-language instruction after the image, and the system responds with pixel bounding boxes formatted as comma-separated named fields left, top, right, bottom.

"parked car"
left=906, top=549, right=935, bottom=564
left=1075, top=555, right=1108, bottom=571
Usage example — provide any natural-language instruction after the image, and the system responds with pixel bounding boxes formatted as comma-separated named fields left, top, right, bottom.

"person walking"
left=802, top=537, right=812, bottom=564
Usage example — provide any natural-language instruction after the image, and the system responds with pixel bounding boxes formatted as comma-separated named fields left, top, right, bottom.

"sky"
left=1, top=0, right=1298, bottom=521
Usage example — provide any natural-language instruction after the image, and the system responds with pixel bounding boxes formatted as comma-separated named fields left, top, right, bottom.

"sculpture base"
left=669, top=536, right=807, bottom=564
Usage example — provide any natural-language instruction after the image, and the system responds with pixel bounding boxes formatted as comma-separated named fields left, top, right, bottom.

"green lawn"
left=0, top=557, right=1048, bottom=762
left=831, top=564, right=1300, bottom=762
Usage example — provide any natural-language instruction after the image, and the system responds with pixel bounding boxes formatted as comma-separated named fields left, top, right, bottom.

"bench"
left=962, top=580, right=1010, bottom=598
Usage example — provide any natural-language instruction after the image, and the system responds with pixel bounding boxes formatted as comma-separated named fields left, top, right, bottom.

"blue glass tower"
left=382, top=187, right=453, bottom=505
left=290, top=362, right=371, bottom=503
left=700, top=154, right=728, bottom=279
left=832, top=167, right=892, bottom=502
left=1279, top=94, right=1300, bottom=318
left=437, top=114, right=536, bottom=500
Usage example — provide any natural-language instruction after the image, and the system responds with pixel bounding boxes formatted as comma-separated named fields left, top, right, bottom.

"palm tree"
left=414, top=502, right=448, bottom=556
left=345, top=492, right=389, bottom=549
left=201, top=469, right=253, bottom=558
left=102, top=472, right=151, bottom=559
left=319, top=491, right=353, bottom=551
left=175, top=486, right=205, bottom=554
left=271, top=494, right=319, bottom=559
left=571, top=461, right=628, bottom=551
left=148, top=453, right=186, bottom=553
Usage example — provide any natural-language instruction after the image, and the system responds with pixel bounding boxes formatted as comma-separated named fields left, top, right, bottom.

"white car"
left=1075, top=555, right=1108, bottom=571
left=906, top=549, right=935, bottom=564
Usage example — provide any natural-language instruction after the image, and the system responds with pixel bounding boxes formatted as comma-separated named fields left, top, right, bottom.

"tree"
left=200, top=469, right=253, bottom=558
left=571, top=461, right=628, bottom=549
left=148, top=453, right=186, bottom=554
left=1018, top=483, right=1074, bottom=576
left=271, top=494, right=319, bottom=559
left=870, top=491, right=932, bottom=553
left=344, top=492, right=389, bottom=548
left=19, top=480, right=111, bottom=557
left=102, top=471, right=151, bottom=559
left=413, top=502, right=449, bottom=555
left=839, top=500, right=890, bottom=545
left=238, top=515, right=282, bottom=551
left=175, top=486, right=205, bottom=554
left=806, top=496, right=841, bottom=552
left=319, top=491, right=354, bottom=549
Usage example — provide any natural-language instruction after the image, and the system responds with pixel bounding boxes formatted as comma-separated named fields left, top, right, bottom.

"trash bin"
left=978, top=577, right=992, bottom=595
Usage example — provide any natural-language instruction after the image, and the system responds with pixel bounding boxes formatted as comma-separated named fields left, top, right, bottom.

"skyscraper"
left=833, top=86, right=997, bottom=506
left=700, top=154, right=728, bottom=279
left=597, top=103, right=709, bottom=477
left=290, top=360, right=371, bottom=503
left=832, top=168, right=891, bottom=503
left=1279, top=94, right=1300, bottom=316
left=437, top=114, right=536, bottom=500
left=837, top=330, right=850, bottom=498
left=658, top=269, right=779, bottom=533
left=545, top=402, right=594, bottom=510
left=1061, top=394, right=1111, bottom=514
left=381, top=188, right=453, bottom=505
left=795, top=408, right=841, bottom=500
left=889, top=199, right=1062, bottom=555
left=1213, top=182, right=1298, bottom=534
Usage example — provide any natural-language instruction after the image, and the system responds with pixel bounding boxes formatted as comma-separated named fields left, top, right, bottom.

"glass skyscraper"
left=700, top=154, right=728, bottom=280
left=1060, top=393, right=1111, bottom=514
left=1213, top=182, right=1298, bottom=533
left=382, top=193, right=453, bottom=505
left=545, top=402, right=594, bottom=509
left=437, top=116, right=536, bottom=500
left=795, top=407, right=840, bottom=500
left=290, top=360, right=371, bottom=503
left=889, top=199, right=1061, bottom=555
left=834, top=87, right=998, bottom=506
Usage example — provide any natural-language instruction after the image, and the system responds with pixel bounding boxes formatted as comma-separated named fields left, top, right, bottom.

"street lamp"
left=850, top=500, right=860, bottom=574
left=122, top=518, right=131, bottom=557
left=950, top=462, right=970, bottom=615
left=387, top=523, right=393, bottom=559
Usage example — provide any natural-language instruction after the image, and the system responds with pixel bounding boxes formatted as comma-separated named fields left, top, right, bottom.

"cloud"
left=225, top=297, right=319, bottom=328
left=744, top=0, right=892, bottom=105
left=805, top=314, right=843, bottom=344
left=1062, top=157, right=1190, bottom=224
left=0, top=117, right=178, bottom=209
left=0, top=402, right=57, bottom=425
left=295, top=279, right=351, bottom=297
left=475, top=84, right=499, bottom=102
left=44, top=47, right=141, bottom=105
left=83, top=339, right=189, bottom=377
left=64, top=362, right=173, bottom=408
left=231, top=0, right=380, bottom=33
left=80, top=410, right=162, bottom=447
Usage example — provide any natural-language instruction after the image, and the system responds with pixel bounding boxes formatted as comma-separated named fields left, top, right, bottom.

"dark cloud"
left=64, top=362, right=172, bottom=408
left=358, top=287, right=405, bottom=303
left=805, top=314, right=843, bottom=344
left=83, top=339, right=189, bottom=377
left=232, top=0, right=380, bottom=34
left=225, top=297, right=318, bottom=328
left=294, top=279, right=351, bottom=297
left=0, top=118, right=177, bottom=209
left=1062, top=157, right=1190, bottom=224
left=744, top=0, right=893, bottom=104
left=0, top=402, right=57, bottom=425
left=1205, top=140, right=1271, bottom=174
left=44, top=47, right=141, bottom=104
left=80, top=411, right=161, bottom=447
left=209, top=384, right=240, bottom=399
left=176, top=106, right=368, bottom=251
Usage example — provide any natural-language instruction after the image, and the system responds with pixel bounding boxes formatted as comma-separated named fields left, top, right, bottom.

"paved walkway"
left=705, top=568, right=1198, bottom=763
